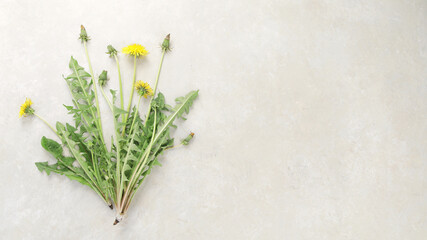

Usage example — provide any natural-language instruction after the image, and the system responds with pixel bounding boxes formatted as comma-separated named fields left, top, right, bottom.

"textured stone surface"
left=0, top=0, right=426, bottom=239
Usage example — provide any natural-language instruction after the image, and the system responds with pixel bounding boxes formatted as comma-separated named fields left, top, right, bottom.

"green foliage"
left=37, top=66, right=197, bottom=211
left=33, top=32, right=198, bottom=222
left=37, top=137, right=93, bottom=189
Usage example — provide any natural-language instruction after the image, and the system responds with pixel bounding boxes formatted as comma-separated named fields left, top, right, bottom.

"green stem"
left=82, top=42, right=112, bottom=207
left=83, top=41, right=106, bottom=146
left=145, top=49, right=166, bottom=124
left=114, top=55, right=124, bottom=120
left=124, top=55, right=137, bottom=126
left=33, top=113, right=57, bottom=135
left=164, top=143, right=182, bottom=151
left=99, top=87, right=114, bottom=112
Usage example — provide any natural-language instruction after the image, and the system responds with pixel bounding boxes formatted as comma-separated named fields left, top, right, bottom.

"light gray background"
left=0, top=0, right=426, bottom=239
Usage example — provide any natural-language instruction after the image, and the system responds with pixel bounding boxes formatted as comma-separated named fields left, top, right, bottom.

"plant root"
left=113, top=218, right=120, bottom=225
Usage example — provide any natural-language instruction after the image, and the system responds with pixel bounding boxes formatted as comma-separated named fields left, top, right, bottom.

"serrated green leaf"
left=113, top=106, right=127, bottom=116
left=153, top=90, right=198, bottom=143
left=41, top=136, right=63, bottom=158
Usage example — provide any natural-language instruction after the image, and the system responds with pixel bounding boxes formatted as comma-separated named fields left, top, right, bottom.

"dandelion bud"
left=181, top=132, right=194, bottom=145
left=98, top=70, right=108, bottom=86
left=106, top=45, right=117, bottom=57
left=161, top=34, right=170, bottom=52
left=79, top=25, right=90, bottom=42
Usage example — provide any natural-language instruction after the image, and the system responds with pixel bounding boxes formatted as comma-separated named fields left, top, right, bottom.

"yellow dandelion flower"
left=19, top=98, right=34, bottom=118
left=122, top=44, right=149, bottom=57
left=135, top=81, right=154, bottom=98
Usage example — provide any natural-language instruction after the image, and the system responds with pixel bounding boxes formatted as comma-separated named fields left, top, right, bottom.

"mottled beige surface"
left=0, top=0, right=426, bottom=239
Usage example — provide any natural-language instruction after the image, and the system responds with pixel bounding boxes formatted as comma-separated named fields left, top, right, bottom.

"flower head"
left=122, top=44, right=149, bottom=57
left=106, top=45, right=117, bottom=57
left=19, top=98, right=34, bottom=117
left=79, top=25, right=90, bottom=42
left=98, top=70, right=108, bottom=86
left=135, top=81, right=153, bottom=98
left=161, top=34, right=171, bottom=52
left=181, top=132, right=195, bottom=145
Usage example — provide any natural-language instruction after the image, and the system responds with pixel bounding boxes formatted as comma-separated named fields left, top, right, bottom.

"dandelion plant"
left=20, top=26, right=198, bottom=224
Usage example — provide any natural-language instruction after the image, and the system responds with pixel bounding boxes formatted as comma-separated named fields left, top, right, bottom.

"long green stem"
left=33, top=113, right=57, bottom=135
left=83, top=42, right=112, bottom=207
left=164, top=143, right=183, bottom=151
left=99, top=87, right=114, bottom=112
left=114, top=55, right=124, bottom=120
left=124, top=55, right=137, bottom=125
left=145, top=49, right=166, bottom=124
left=83, top=41, right=106, bottom=146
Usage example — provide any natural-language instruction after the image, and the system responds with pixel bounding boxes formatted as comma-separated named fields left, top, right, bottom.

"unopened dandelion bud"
left=181, top=132, right=194, bottom=145
left=106, top=45, right=117, bottom=57
left=161, top=34, right=170, bottom=51
left=79, top=25, right=90, bottom=42
left=98, top=70, right=108, bottom=86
